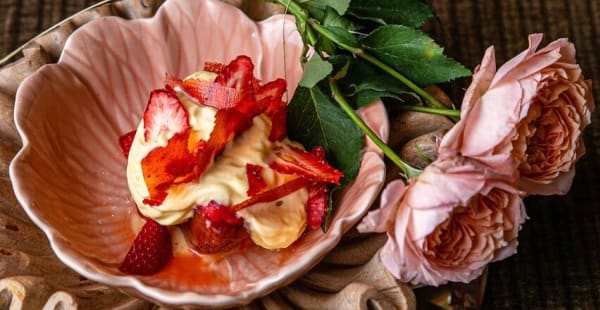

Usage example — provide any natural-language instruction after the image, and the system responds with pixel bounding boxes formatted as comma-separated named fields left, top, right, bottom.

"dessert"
left=118, top=56, right=343, bottom=275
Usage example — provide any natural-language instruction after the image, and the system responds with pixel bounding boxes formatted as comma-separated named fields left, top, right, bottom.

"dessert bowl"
left=9, top=0, right=387, bottom=307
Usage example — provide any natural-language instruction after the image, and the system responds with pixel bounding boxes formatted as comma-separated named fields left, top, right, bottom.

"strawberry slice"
left=165, top=74, right=237, bottom=110
left=143, top=89, right=190, bottom=143
left=118, top=130, right=136, bottom=157
left=119, top=220, right=172, bottom=275
left=254, top=79, right=287, bottom=141
left=233, top=177, right=312, bottom=212
left=269, top=145, right=344, bottom=185
left=205, top=61, right=262, bottom=92
left=255, top=79, right=286, bottom=112
left=193, top=56, right=263, bottom=178
left=266, top=102, right=287, bottom=141
left=199, top=201, right=243, bottom=226
left=183, top=202, right=248, bottom=254
left=214, top=55, right=255, bottom=107
left=306, top=183, right=328, bottom=229
left=203, top=61, right=227, bottom=74
left=246, top=164, right=267, bottom=196
left=141, top=128, right=204, bottom=203
left=195, top=109, right=255, bottom=180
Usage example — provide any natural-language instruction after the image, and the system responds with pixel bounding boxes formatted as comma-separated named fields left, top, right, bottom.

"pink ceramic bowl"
left=10, top=0, right=387, bottom=307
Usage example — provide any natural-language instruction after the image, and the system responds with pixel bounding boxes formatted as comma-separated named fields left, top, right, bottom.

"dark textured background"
left=1, top=0, right=599, bottom=309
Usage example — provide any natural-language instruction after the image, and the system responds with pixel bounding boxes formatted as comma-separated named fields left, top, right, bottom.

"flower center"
left=423, top=189, right=509, bottom=268
left=516, top=76, right=580, bottom=180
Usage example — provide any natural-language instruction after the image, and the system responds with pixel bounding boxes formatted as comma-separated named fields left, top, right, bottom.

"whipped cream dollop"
left=126, top=72, right=307, bottom=249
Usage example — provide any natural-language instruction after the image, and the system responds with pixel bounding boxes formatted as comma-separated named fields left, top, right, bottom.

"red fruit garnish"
left=233, top=177, right=312, bottom=212
left=246, top=164, right=267, bottom=196
left=194, top=56, right=264, bottom=178
left=203, top=62, right=227, bottom=74
left=204, top=61, right=262, bottom=92
left=199, top=201, right=243, bottom=226
left=141, top=57, right=296, bottom=207
left=255, top=79, right=286, bottom=112
left=119, top=130, right=136, bottom=157
left=214, top=55, right=255, bottom=107
left=141, top=129, right=204, bottom=203
left=183, top=202, right=248, bottom=254
left=165, top=74, right=237, bottom=109
left=143, top=192, right=167, bottom=207
left=306, top=183, right=328, bottom=229
left=266, top=102, right=287, bottom=141
left=269, top=145, right=344, bottom=185
left=119, top=220, right=172, bottom=275
left=254, top=79, right=287, bottom=141
left=143, top=89, right=190, bottom=143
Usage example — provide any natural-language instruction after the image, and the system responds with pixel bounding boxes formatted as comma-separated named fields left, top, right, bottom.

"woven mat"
left=2, top=0, right=599, bottom=309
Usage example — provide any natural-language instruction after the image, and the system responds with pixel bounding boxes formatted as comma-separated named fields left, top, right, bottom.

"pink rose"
left=358, top=156, right=526, bottom=286
left=440, top=34, right=594, bottom=195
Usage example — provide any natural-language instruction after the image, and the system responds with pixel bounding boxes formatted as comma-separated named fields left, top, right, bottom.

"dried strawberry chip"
left=203, top=62, right=227, bottom=74
left=118, top=130, right=136, bottom=157
left=255, top=79, right=286, bottom=112
left=254, top=79, right=287, bottom=141
left=141, top=128, right=202, bottom=203
left=144, top=57, right=295, bottom=206
left=269, top=145, right=344, bottom=185
left=195, top=109, right=255, bottom=178
left=191, top=57, right=267, bottom=178
left=143, top=89, right=190, bottom=143
left=246, top=164, right=267, bottom=196
left=165, top=74, right=237, bottom=110
left=233, top=177, right=312, bottom=212
left=119, top=220, right=172, bottom=275
left=205, top=61, right=262, bottom=92
left=214, top=56, right=254, bottom=102
left=182, top=202, right=248, bottom=254
left=306, top=183, right=328, bottom=229
left=267, top=102, right=287, bottom=141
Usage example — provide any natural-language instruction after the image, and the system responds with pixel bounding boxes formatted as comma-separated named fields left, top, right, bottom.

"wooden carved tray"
left=0, top=1, right=484, bottom=308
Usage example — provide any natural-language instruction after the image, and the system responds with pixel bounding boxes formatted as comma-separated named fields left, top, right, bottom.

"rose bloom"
left=358, top=156, right=526, bottom=286
left=440, top=33, right=594, bottom=195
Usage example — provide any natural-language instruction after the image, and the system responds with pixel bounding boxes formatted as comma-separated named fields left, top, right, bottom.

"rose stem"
left=329, top=79, right=422, bottom=179
left=395, top=105, right=461, bottom=117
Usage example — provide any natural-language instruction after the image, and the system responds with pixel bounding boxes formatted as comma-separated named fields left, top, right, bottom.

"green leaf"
left=300, top=0, right=351, bottom=15
left=299, top=53, right=333, bottom=88
left=334, top=57, right=411, bottom=106
left=287, top=86, right=363, bottom=187
left=321, top=25, right=361, bottom=50
left=348, top=0, right=434, bottom=27
left=321, top=186, right=337, bottom=232
left=322, top=7, right=361, bottom=31
left=353, top=89, right=403, bottom=106
left=360, top=25, right=471, bottom=86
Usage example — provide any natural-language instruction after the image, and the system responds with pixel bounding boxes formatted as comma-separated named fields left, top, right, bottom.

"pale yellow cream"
left=126, top=72, right=307, bottom=249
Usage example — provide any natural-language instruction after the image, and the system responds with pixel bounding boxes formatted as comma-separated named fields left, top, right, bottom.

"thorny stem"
left=329, top=79, right=422, bottom=179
